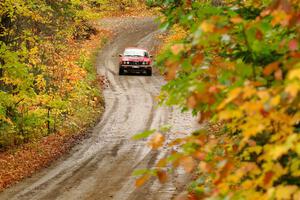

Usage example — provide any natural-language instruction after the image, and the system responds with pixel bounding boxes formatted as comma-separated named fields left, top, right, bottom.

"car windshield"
left=124, top=49, right=147, bottom=57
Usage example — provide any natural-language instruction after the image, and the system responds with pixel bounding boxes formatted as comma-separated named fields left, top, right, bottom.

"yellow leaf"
left=219, top=109, right=242, bottom=120
left=292, top=113, right=300, bottom=124
left=293, top=190, right=300, bottom=200
left=266, top=188, right=276, bottom=199
left=241, top=180, right=255, bottom=190
left=200, top=21, right=215, bottom=33
left=270, top=95, right=281, bottom=107
left=290, top=159, right=300, bottom=177
left=218, top=88, right=242, bottom=110
left=294, top=144, right=300, bottom=156
left=285, top=82, right=300, bottom=99
left=242, top=123, right=265, bottom=138
left=257, top=90, right=271, bottom=103
left=242, top=86, right=257, bottom=99
left=288, top=68, right=300, bottom=80
left=241, top=102, right=263, bottom=115
left=156, top=158, right=168, bottom=168
left=270, top=145, right=288, bottom=160
left=275, top=185, right=297, bottom=200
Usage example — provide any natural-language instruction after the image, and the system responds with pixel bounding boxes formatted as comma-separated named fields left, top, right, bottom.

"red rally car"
left=119, top=48, right=153, bottom=76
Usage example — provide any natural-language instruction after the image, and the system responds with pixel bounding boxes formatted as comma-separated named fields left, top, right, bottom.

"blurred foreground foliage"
left=136, top=0, right=300, bottom=199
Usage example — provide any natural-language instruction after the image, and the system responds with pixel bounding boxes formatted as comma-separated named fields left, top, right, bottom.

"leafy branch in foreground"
left=136, top=0, right=300, bottom=199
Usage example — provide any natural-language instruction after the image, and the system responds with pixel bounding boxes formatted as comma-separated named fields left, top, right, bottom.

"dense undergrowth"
left=135, top=0, right=300, bottom=199
left=0, top=0, right=145, bottom=149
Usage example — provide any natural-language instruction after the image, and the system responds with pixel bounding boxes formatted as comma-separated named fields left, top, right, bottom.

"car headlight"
left=126, top=61, right=130, bottom=64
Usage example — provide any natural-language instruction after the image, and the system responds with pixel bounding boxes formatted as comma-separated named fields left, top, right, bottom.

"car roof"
left=125, top=47, right=148, bottom=52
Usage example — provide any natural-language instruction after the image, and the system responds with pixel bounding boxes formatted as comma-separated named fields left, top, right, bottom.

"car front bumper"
left=120, top=65, right=152, bottom=72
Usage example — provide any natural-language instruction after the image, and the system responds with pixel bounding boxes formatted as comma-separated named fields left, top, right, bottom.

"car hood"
left=122, top=56, right=150, bottom=62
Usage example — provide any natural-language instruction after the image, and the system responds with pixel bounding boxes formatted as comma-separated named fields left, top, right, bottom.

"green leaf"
left=132, top=129, right=156, bottom=140
left=159, top=124, right=172, bottom=133
left=132, top=169, right=150, bottom=176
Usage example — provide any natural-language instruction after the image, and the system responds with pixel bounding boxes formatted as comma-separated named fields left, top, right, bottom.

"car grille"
left=131, top=61, right=143, bottom=65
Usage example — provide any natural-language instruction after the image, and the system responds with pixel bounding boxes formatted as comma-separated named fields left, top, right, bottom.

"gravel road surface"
left=0, top=17, right=198, bottom=200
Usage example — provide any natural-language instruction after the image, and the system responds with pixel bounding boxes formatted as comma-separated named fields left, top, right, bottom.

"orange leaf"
left=208, top=86, right=220, bottom=94
left=193, top=152, right=206, bottom=160
left=148, top=133, right=165, bottom=149
left=165, top=61, right=178, bottom=81
left=188, top=193, right=199, bottom=200
left=208, top=66, right=218, bottom=76
left=186, top=0, right=192, bottom=7
left=192, top=53, right=204, bottom=66
left=274, top=69, right=283, bottom=80
left=263, top=171, right=274, bottom=186
left=255, top=30, right=263, bottom=40
left=214, top=161, right=234, bottom=185
left=135, top=174, right=150, bottom=187
left=199, top=161, right=212, bottom=173
left=271, top=10, right=292, bottom=27
left=198, top=111, right=211, bottom=123
left=230, top=16, right=243, bottom=24
left=180, top=156, right=195, bottom=173
left=263, top=62, right=280, bottom=76
left=290, top=52, right=300, bottom=58
left=157, top=170, right=168, bottom=183
left=187, top=95, right=198, bottom=109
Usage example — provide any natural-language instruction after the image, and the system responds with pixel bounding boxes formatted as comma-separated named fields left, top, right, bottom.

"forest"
left=0, top=0, right=141, bottom=148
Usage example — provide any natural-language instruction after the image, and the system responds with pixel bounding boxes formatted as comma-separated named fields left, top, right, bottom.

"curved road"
left=0, top=17, right=197, bottom=200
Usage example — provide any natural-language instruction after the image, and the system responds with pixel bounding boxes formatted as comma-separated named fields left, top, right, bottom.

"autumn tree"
left=135, top=0, right=300, bottom=199
left=0, top=0, right=106, bottom=148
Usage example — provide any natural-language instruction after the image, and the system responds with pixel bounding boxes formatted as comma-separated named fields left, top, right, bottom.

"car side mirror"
left=119, top=54, right=123, bottom=57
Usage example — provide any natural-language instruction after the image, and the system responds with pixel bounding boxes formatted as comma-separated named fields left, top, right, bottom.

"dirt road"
left=0, top=17, right=198, bottom=200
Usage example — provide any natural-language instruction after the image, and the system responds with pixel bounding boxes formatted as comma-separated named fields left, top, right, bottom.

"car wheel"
left=146, top=69, right=152, bottom=76
left=119, top=67, right=124, bottom=75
